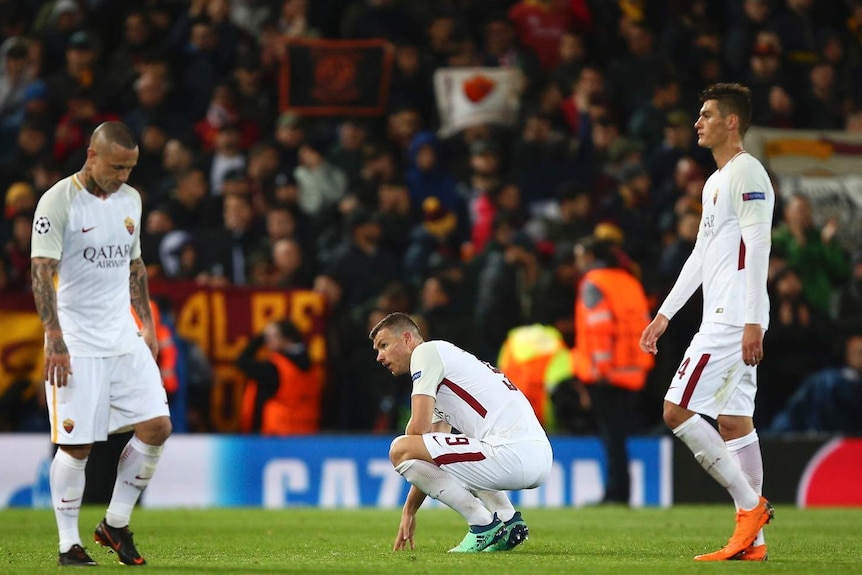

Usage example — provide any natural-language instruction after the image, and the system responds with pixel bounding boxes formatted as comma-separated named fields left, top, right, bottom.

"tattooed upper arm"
left=31, top=257, right=61, bottom=331
left=129, top=257, right=153, bottom=326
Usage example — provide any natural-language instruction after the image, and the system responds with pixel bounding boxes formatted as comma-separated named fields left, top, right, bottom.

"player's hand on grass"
left=393, top=514, right=416, bottom=551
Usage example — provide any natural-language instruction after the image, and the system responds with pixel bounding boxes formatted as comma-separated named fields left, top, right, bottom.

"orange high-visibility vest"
left=241, top=351, right=322, bottom=435
left=572, top=267, right=654, bottom=390
left=131, top=301, right=178, bottom=394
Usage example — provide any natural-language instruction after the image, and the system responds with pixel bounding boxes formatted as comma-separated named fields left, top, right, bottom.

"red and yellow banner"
left=0, top=283, right=328, bottom=432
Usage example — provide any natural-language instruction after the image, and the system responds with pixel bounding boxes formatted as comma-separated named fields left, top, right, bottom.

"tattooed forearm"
left=130, top=257, right=154, bottom=327
left=31, top=257, right=62, bottom=333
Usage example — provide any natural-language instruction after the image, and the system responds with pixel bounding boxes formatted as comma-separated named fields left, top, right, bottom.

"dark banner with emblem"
left=279, top=38, right=393, bottom=116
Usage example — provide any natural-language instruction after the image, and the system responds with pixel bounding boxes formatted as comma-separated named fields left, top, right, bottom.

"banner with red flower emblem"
left=433, top=67, right=523, bottom=137
left=279, top=38, right=393, bottom=116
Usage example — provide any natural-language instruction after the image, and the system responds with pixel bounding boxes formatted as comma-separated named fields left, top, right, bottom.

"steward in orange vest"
left=238, top=319, right=321, bottom=435
left=131, top=300, right=178, bottom=395
left=572, top=236, right=654, bottom=504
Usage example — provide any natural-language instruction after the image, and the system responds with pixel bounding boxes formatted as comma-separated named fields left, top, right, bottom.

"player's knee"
left=60, top=444, right=92, bottom=460
left=663, top=402, right=687, bottom=430
left=138, top=416, right=172, bottom=445
left=389, top=435, right=408, bottom=467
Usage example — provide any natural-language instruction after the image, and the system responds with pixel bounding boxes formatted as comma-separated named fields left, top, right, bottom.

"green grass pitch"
left=1, top=506, right=861, bottom=574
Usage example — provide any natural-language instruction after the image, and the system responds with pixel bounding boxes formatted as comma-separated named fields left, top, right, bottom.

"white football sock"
left=472, top=489, right=515, bottom=523
left=672, top=414, right=760, bottom=511
left=727, top=430, right=765, bottom=546
left=51, top=449, right=87, bottom=552
left=395, top=459, right=493, bottom=526
left=106, top=435, right=164, bottom=528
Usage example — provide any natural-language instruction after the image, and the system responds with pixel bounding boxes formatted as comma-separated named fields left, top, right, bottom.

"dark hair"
left=275, top=319, right=303, bottom=342
left=699, top=83, right=753, bottom=136
left=575, top=235, right=620, bottom=267
left=368, top=312, right=422, bottom=341
left=92, top=121, right=137, bottom=149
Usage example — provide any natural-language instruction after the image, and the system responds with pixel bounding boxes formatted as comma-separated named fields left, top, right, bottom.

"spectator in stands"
left=479, top=13, right=541, bottom=90
left=149, top=136, right=195, bottom=203
left=628, top=71, right=682, bottom=154
left=0, top=39, right=37, bottom=136
left=529, top=241, right=577, bottom=346
left=771, top=194, right=849, bottom=314
left=510, top=109, right=570, bottom=209
left=200, top=192, right=261, bottom=286
left=375, top=180, right=414, bottom=273
left=294, top=137, right=348, bottom=219
left=327, top=118, right=369, bottom=190
left=605, top=21, right=664, bottom=122
left=647, top=109, right=714, bottom=193
left=725, top=0, right=778, bottom=78
left=102, top=9, right=156, bottom=115
left=551, top=31, right=587, bottom=97
left=797, top=60, right=848, bottom=130
left=403, top=197, right=463, bottom=290
left=832, top=251, right=862, bottom=337
left=406, top=131, right=464, bottom=214
left=268, top=238, right=309, bottom=289
left=53, top=87, right=119, bottom=169
left=162, top=167, right=219, bottom=232
left=388, top=40, right=434, bottom=127
left=325, top=206, right=398, bottom=308
left=45, top=30, right=103, bottom=123
left=528, top=183, right=594, bottom=250
left=474, top=227, right=538, bottom=362
left=760, top=265, right=832, bottom=427
left=770, top=333, right=862, bottom=434
left=508, top=0, right=591, bottom=71
left=273, top=112, right=307, bottom=173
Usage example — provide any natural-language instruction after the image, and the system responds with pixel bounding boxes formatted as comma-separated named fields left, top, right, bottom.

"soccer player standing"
left=640, top=83, right=774, bottom=561
left=370, top=312, right=552, bottom=553
left=31, top=122, right=172, bottom=566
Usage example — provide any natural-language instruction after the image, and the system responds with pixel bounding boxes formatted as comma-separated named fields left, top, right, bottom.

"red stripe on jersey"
left=680, top=354, right=711, bottom=409
left=434, top=452, right=487, bottom=465
left=438, top=378, right=488, bottom=418
left=738, top=239, right=746, bottom=270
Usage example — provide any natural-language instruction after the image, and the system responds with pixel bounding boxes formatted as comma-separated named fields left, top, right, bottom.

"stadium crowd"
left=1, top=0, right=861, bottom=435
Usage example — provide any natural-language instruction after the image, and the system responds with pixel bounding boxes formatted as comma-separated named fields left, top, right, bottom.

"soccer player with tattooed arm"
left=640, top=83, right=775, bottom=562
left=370, top=312, right=552, bottom=553
left=31, top=121, right=171, bottom=567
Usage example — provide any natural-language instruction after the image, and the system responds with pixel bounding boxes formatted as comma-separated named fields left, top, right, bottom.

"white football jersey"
left=697, top=152, right=774, bottom=328
left=31, top=174, right=143, bottom=357
left=410, top=341, right=548, bottom=445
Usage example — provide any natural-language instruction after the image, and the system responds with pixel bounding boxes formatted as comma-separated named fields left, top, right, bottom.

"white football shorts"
left=421, top=432, right=552, bottom=491
left=46, top=336, right=170, bottom=445
left=664, top=322, right=758, bottom=419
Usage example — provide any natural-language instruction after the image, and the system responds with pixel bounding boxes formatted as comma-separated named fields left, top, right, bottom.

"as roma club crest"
left=311, top=50, right=360, bottom=104
left=463, top=74, right=496, bottom=103
left=124, top=216, right=135, bottom=235
left=63, top=419, right=75, bottom=433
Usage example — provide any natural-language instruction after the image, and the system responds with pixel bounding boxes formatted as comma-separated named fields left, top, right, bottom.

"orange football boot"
left=694, top=497, right=774, bottom=561
left=732, top=544, right=768, bottom=561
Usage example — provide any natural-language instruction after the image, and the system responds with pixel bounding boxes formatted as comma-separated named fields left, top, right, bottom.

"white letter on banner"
left=629, top=459, right=644, bottom=507
left=572, top=460, right=603, bottom=507
left=263, top=459, right=308, bottom=509
left=368, top=459, right=403, bottom=508
left=320, top=459, right=360, bottom=508
left=517, top=461, right=565, bottom=508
